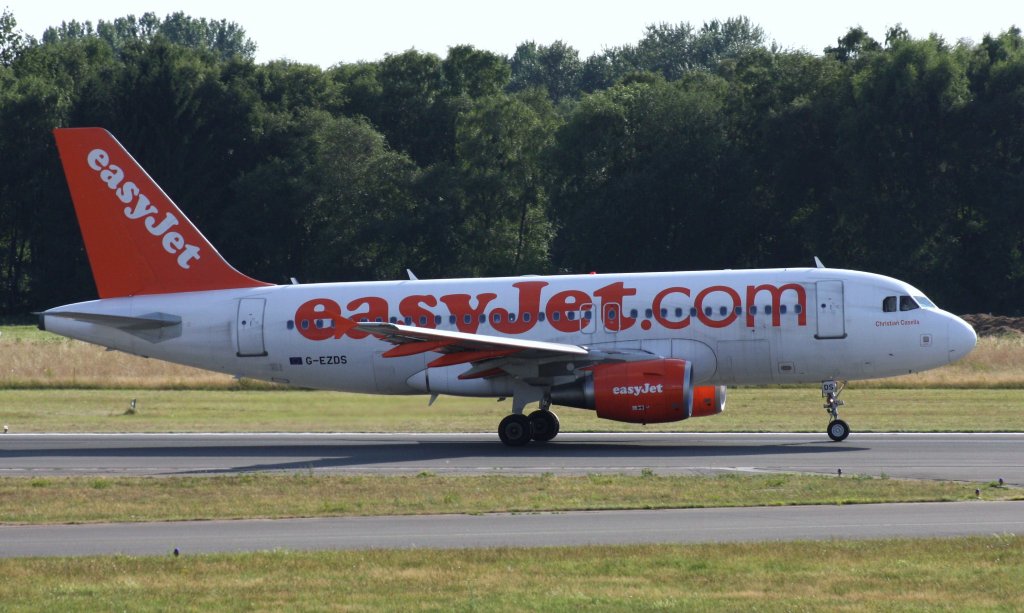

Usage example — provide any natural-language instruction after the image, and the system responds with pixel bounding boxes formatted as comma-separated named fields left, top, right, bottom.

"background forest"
left=1, top=11, right=1022, bottom=317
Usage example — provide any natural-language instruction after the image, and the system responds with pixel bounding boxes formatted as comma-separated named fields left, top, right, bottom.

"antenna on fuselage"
left=814, top=256, right=826, bottom=269
left=406, top=269, right=419, bottom=281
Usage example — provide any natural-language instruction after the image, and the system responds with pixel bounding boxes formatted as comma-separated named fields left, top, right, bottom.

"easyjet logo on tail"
left=86, top=149, right=201, bottom=270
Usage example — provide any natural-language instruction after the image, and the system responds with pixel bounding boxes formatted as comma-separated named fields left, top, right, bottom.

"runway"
left=2, top=432, right=1022, bottom=484
left=3, top=432, right=1022, bottom=557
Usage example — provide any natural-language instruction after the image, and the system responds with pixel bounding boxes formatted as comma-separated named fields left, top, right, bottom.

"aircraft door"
left=237, top=297, right=267, bottom=356
left=814, top=281, right=846, bottom=339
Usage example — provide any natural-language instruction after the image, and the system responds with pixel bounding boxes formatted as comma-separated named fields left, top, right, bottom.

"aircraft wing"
left=354, top=322, right=589, bottom=369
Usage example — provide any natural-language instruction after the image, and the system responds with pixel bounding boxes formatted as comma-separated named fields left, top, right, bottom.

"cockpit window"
left=882, top=296, right=897, bottom=312
left=914, top=295, right=936, bottom=308
left=899, top=295, right=919, bottom=311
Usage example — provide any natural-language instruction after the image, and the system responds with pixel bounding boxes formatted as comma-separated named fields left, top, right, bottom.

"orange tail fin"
left=53, top=128, right=271, bottom=298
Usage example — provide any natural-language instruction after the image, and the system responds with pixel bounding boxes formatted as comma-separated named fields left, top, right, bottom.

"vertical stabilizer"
left=53, top=128, right=271, bottom=298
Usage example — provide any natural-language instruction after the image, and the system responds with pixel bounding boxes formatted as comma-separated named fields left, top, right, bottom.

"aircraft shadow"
left=1, top=436, right=866, bottom=475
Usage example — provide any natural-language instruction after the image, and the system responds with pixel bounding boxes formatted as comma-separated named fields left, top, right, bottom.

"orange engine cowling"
left=691, top=384, right=727, bottom=417
left=550, top=359, right=695, bottom=424
left=549, top=359, right=727, bottom=424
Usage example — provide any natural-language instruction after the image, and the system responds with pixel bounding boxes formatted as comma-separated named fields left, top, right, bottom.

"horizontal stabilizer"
left=43, top=311, right=182, bottom=343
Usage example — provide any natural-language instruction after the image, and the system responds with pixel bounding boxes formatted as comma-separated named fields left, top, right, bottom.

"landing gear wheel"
left=528, top=410, right=560, bottom=442
left=827, top=419, right=850, bottom=442
left=498, top=414, right=533, bottom=447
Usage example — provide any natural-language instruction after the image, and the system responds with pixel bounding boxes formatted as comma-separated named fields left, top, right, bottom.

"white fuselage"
left=43, top=267, right=977, bottom=398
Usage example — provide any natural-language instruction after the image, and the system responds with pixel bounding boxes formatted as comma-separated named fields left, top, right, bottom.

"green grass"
left=1, top=387, right=1023, bottom=433
left=2, top=537, right=1022, bottom=611
left=2, top=473, right=1017, bottom=524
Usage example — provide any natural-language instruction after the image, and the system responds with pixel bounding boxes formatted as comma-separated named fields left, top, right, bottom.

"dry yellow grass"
left=1, top=328, right=239, bottom=389
left=3, top=326, right=1022, bottom=389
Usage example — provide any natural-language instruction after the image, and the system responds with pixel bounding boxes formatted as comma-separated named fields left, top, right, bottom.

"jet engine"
left=549, top=359, right=726, bottom=424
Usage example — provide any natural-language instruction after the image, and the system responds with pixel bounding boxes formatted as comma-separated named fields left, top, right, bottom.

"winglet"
left=53, top=128, right=271, bottom=298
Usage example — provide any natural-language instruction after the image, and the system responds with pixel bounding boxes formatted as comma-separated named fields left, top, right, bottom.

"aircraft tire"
left=528, top=410, right=560, bottom=442
left=499, top=414, right=533, bottom=447
left=827, top=419, right=850, bottom=442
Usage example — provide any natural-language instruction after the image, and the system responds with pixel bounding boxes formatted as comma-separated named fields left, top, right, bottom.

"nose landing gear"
left=822, top=379, right=850, bottom=442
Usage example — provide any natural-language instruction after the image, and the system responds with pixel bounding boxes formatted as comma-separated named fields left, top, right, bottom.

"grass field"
left=1, top=387, right=1022, bottom=433
left=2, top=537, right=1022, bottom=611
left=3, top=472, right=1016, bottom=524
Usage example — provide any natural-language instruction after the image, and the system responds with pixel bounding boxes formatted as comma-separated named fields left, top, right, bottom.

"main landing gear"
left=498, top=398, right=560, bottom=447
left=822, top=379, right=850, bottom=442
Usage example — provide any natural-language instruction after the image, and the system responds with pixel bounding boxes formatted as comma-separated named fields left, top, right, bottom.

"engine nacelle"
left=550, top=359, right=693, bottom=424
left=550, top=359, right=727, bottom=424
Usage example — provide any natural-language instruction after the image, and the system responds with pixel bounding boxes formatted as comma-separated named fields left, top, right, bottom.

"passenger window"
left=523, top=312, right=532, bottom=323
left=434, top=315, right=442, bottom=325
left=301, top=320, right=309, bottom=329
left=419, top=316, right=427, bottom=325
left=882, top=296, right=897, bottom=312
left=765, top=305, right=772, bottom=315
left=780, top=305, right=787, bottom=314
left=479, top=314, right=486, bottom=324
left=703, top=306, right=712, bottom=316
left=492, top=313, right=502, bottom=323
left=674, top=308, right=683, bottom=317
left=608, top=309, right=617, bottom=320
left=660, top=308, right=667, bottom=317
left=287, top=320, right=295, bottom=330
left=690, top=308, right=697, bottom=317
left=567, top=311, right=575, bottom=321
left=552, top=311, right=560, bottom=321
left=538, top=312, right=546, bottom=322
left=734, top=306, right=742, bottom=316
left=899, top=295, right=919, bottom=311
left=404, top=317, right=412, bottom=325
left=463, top=314, right=471, bottom=324
left=448, top=315, right=456, bottom=324
left=630, top=309, right=638, bottom=318
left=389, top=317, right=397, bottom=323
left=719, top=306, right=728, bottom=316
left=509, top=313, right=516, bottom=323
left=645, top=308, right=653, bottom=318
left=794, top=304, right=802, bottom=314
left=750, top=306, right=758, bottom=315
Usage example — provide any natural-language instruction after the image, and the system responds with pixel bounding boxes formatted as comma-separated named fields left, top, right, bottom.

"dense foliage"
left=1, top=11, right=1022, bottom=316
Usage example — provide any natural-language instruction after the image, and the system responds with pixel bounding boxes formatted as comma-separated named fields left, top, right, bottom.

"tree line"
left=1, top=11, right=1022, bottom=317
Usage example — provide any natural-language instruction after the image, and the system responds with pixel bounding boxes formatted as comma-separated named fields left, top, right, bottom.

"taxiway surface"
left=3, top=501, right=1022, bottom=558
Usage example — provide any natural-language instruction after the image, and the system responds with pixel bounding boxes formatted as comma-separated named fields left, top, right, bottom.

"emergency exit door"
left=237, top=298, right=267, bottom=356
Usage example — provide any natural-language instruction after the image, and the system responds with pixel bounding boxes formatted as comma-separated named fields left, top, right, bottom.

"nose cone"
left=947, top=316, right=978, bottom=364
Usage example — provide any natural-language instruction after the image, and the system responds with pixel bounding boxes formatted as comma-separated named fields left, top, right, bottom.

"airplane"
left=39, top=128, right=978, bottom=446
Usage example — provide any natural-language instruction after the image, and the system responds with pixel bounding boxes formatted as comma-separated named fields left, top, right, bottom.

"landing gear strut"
left=822, top=379, right=850, bottom=442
